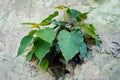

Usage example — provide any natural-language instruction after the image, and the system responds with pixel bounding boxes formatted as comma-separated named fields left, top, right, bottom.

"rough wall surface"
left=0, top=0, right=120, bottom=80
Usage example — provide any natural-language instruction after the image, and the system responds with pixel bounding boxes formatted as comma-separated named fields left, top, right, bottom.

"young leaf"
left=77, top=12, right=88, bottom=21
left=34, top=38, right=51, bottom=61
left=17, top=35, right=34, bottom=57
left=39, top=21, right=51, bottom=26
left=67, top=8, right=81, bottom=21
left=89, top=24, right=101, bottom=46
left=21, top=22, right=37, bottom=25
left=80, top=42, right=88, bottom=58
left=89, top=24, right=95, bottom=33
left=40, top=11, right=59, bottom=26
left=80, top=24, right=98, bottom=39
left=39, top=58, right=49, bottom=71
left=58, top=30, right=84, bottom=62
left=21, top=22, right=40, bottom=28
left=55, top=5, right=69, bottom=9
left=36, top=28, right=56, bottom=44
left=80, top=12, right=88, bottom=19
left=26, top=51, right=33, bottom=61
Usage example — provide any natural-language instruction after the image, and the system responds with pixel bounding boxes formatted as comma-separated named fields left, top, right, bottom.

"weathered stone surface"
left=64, top=53, right=120, bottom=80
left=0, top=0, right=120, bottom=80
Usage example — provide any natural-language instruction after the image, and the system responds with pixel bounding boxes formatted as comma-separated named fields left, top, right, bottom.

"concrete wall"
left=0, top=0, right=120, bottom=80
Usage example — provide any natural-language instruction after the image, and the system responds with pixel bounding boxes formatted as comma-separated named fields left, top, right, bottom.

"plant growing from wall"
left=17, top=5, right=100, bottom=80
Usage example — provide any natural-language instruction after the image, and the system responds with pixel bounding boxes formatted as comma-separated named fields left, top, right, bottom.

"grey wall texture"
left=0, top=0, right=120, bottom=80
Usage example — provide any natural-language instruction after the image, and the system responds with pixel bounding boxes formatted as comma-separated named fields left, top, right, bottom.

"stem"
left=63, top=9, right=66, bottom=22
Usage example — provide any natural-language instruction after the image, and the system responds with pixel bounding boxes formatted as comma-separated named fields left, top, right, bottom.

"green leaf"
left=21, top=22, right=40, bottom=28
left=34, top=38, right=51, bottom=61
left=89, top=24, right=95, bottom=33
left=89, top=24, right=100, bottom=46
left=51, top=19, right=67, bottom=26
left=67, top=8, right=81, bottom=21
left=55, top=5, right=70, bottom=9
left=39, top=58, right=49, bottom=71
left=17, top=35, right=34, bottom=57
left=21, top=22, right=37, bottom=25
left=80, top=24, right=98, bottom=39
left=40, top=11, right=59, bottom=26
left=41, top=11, right=58, bottom=22
left=77, top=12, right=88, bottom=21
left=36, top=28, right=56, bottom=44
left=28, top=30, right=37, bottom=36
left=58, top=30, right=84, bottom=62
left=80, top=42, right=88, bottom=58
left=26, top=51, right=33, bottom=61
left=22, top=11, right=58, bottom=27
left=80, top=12, right=88, bottom=19
left=39, top=21, right=51, bottom=26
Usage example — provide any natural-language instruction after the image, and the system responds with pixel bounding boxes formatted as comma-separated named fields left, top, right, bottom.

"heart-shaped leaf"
left=58, top=30, right=84, bottom=62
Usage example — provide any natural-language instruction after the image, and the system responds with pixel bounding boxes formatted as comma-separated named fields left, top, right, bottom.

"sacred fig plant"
left=17, top=5, right=100, bottom=79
